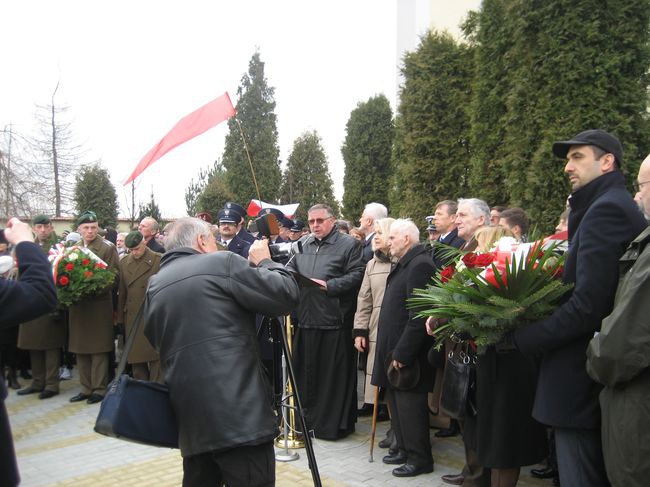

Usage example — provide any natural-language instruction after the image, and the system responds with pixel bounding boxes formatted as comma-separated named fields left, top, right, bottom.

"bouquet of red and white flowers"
left=410, top=236, right=572, bottom=351
left=49, top=245, right=116, bottom=307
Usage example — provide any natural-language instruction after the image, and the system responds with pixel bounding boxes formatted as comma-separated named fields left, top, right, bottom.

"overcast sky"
left=1, top=0, right=478, bottom=218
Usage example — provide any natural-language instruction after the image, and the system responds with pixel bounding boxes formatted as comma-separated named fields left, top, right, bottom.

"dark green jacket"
left=587, top=225, right=650, bottom=487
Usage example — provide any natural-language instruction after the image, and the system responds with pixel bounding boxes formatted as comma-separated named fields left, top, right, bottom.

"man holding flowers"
left=67, top=211, right=120, bottom=405
left=513, top=130, right=646, bottom=486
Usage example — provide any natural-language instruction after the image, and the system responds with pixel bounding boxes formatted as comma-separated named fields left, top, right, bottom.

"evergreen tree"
left=137, top=191, right=162, bottom=223
left=389, top=31, right=473, bottom=228
left=185, top=159, right=222, bottom=216
left=196, top=163, right=235, bottom=217
left=341, top=94, right=394, bottom=221
left=73, top=165, right=118, bottom=228
left=279, top=131, right=339, bottom=220
left=221, top=51, right=281, bottom=205
left=499, top=0, right=650, bottom=230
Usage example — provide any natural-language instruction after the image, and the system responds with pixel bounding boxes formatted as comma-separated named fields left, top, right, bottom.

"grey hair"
left=308, top=203, right=335, bottom=217
left=141, top=216, right=160, bottom=233
left=390, top=218, right=420, bottom=243
left=165, top=217, right=212, bottom=251
left=364, top=202, right=388, bottom=221
left=457, top=198, right=491, bottom=223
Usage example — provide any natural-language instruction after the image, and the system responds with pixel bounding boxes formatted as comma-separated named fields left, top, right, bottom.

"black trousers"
left=182, top=441, right=275, bottom=487
left=386, top=387, right=433, bottom=467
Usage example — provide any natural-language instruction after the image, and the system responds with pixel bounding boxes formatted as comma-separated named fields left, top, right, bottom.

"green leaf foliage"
left=221, top=51, right=281, bottom=205
left=73, top=165, right=118, bottom=229
left=341, top=94, right=394, bottom=220
left=390, top=30, right=473, bottom=230
left=279, top=131, right=339, bottom=221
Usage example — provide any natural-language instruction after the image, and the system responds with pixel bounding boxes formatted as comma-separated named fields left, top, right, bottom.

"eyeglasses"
left=308, top=217, right=332, bottom=225
left=633, top=180, right=650, bottom=192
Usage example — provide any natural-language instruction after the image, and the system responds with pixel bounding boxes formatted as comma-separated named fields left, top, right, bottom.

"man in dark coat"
left=0, top=217, right=58, bottom=487
left=217, top=208, right=251, bottom=258
left=138, top=216, right=165, bottom=253
left=286, top=203, right=365, bottom=440
left=431, top=200, right=465, bottom=270
left=358, top=202, right=388, bottom=262
left=372, top=218, right=436, bottom=478
left=513, top=129, right=647, bottom=487
left=144, top=217, right=299, bottom=487
left=17, top=214, right=65, bottom=399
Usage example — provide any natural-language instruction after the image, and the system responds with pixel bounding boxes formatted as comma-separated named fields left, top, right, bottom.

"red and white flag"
left=124, top=92, right=236, bottom=185
left=246, top=199, right=300, bottom=218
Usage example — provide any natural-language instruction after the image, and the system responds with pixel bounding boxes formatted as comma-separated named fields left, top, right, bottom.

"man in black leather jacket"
left=144, top=217, right=299, bottom=487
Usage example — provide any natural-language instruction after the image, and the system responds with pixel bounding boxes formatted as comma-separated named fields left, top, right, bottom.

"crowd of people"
left=2, top=128, right=650, bottom=487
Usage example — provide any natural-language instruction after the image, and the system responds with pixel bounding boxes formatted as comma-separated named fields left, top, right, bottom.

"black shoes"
left=435, top=420, right=460, bottom=438
left=38, top=390, right=59, bottom=400
left=17, top=386, right=42, bottom=396
left=531, top=467, right=555, bottom=479
left=86, top=394, right=104, bottom=404
left=382, top=451, right=408, bottom=465
left=392, top=463, right=434, bottom=477
left=441, top=473, right=465, bottom=485
left=69, top=393, right=90, bottom=403
left=357, top=403, right=373, bottom=416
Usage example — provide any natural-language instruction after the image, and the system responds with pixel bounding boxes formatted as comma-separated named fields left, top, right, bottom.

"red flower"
left=462, top=252, right=477, bottom=268
left=95, top=263, right=107, bottom=269
left=82, top=258, right=90, bottom=266
left=484, top=267, right=508, bottom=288
left=440, top=265, right=455, bottom=283
left=83, top=270, right=94, bottom=278
left=59, top=276, right=69, bottom=286
left=65, top=263, right=75, bottom=271
left=474, top=253, right=496, bottom=267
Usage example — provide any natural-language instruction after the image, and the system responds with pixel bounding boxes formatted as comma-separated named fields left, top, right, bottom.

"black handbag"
left=439, top=340, right=476, bottom=420
left=94, top=304, right=179, bottom=448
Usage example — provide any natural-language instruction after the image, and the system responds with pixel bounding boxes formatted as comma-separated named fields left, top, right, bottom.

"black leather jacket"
left=144, top=248, right=299, bottom=457
left=286, top=228, right=365, bottom=329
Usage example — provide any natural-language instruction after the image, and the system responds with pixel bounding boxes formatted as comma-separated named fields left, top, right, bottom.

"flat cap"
left=218, top=209, right=239, bottom=224
left=224, top=202, right=246, bottom=220
left=386, top=352, right=420, bottom=391
left=552, top=129, right=623, bottom=166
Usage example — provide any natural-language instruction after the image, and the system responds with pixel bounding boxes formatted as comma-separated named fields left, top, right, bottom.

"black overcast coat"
left=144, top=248, right=299, bottom=457
left=372, top=244, right=436, bottom=393
left=515, top=171, right=647, bottom=429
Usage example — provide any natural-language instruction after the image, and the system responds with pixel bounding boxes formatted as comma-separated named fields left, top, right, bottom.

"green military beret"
left=76, top=210, right=98, bottom=226
left=32, top=214, right=51, bottom=225
left=125, top=231, right=144, bottom=249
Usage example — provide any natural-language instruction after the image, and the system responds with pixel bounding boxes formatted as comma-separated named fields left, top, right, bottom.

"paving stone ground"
left=6, top=371, right=552, bottom=486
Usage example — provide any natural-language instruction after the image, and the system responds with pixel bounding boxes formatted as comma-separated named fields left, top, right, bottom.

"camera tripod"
left=259, top=315, right=321, bottom=487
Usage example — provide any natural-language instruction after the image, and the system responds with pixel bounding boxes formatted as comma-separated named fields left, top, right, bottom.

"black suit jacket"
left=432, top=228, right=465, bottom=270
left=227, top=234, right=251, bottom=258
left=362, top=233, right=375, bottom=263
left=147, top=238, right=165, bottom=253
left=515, top=171, right=647, bottom=428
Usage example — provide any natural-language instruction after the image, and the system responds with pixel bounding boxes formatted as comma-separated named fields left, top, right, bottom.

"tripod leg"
left=278, top=318, right=322, bottom=487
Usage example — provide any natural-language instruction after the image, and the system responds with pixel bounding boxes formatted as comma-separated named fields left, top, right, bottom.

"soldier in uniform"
left=16, top=215, right=65, bottom=399
left=68, top=211, right=120, bottom=404
left=116, top=231, right=162, bottom=382
left=218, top=209, right=251, bottom=258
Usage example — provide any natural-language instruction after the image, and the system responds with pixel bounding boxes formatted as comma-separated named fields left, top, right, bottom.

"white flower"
left=67, top=251, right=78, bottom=261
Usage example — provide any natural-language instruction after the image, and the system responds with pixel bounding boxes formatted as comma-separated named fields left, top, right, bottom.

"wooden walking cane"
left=369, top=385, right=380, bottom=462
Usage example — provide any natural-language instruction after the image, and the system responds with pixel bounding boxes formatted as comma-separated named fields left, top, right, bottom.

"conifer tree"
left=73, top=165, right=118, bottom=228
left=221, top=51, right=281, bottom=206
left=341, top=94, right=394, bottom=220
left=279, top=131, right=339, bottom=220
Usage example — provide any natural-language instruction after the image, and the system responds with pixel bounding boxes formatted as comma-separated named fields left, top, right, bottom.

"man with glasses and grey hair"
left=287, top=203, right=365, bottom=440
left=359, top=202, right=388, bottom=262
left=144, top=217, right=299, bottom=487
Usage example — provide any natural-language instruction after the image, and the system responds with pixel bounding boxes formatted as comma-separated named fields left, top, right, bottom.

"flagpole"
left=234, top=117, right=262, bottom=202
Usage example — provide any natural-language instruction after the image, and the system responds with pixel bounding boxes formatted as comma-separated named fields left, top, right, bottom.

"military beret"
left=32, top=214, right=51, bottom=225
left=218, top=209, right=238, bottom=224
left=386, top=351, right=420, bottom=391
left=125, top=231, right=144, bottom=249
left=257, top=207, right=285, bottom=220
left=224, top=202, right=246, bottom=220
left=76, top=210, right=97, bottom=226
left=290, top=219, right=305, bottom=232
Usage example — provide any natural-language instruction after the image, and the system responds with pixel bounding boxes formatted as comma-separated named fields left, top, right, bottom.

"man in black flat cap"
left=218, top=209, right=251, bottom=258
left=68, top=210, right=120, bottom=404
left=16, top=215, right=65, bottom=399
left=512, top=129, right=647, bottom=487
left=116, top=231, right=162, bottom=382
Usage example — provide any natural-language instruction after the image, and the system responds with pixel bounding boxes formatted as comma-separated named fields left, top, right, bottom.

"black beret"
left=125, top=231, right=144, bottom=249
